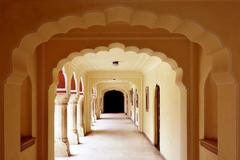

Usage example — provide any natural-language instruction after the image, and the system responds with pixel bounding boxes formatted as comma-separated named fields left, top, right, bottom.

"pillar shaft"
left=67, top=94, right=80, bottom=145
left=77, top=95, right=84, bottom=137
left=54, top=94, right=70, bottom=157
left=91, top=98, right=97, bottom=124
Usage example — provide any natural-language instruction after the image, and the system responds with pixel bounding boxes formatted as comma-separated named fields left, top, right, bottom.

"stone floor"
left=56, top=114, right=163, bottom=160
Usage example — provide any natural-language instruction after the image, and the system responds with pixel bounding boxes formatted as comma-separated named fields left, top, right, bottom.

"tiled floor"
left=56, top=114, right=163, bottom=160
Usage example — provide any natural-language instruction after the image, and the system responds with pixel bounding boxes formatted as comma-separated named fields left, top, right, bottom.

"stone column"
left=77, top=95, right=84, bottom=137
left=91, top=99, right=94, bottom=124
left=91, top=97, right=97, bottom=124
left=96, top=97, right=101, bottom=119
left=54, top=94, right=70, bottom=156
left=67, top=94, right=80, bottom=145
left=93, top=98, right=97, bottom=121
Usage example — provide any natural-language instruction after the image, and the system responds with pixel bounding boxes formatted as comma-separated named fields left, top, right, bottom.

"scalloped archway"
left=4, top=5, right=237, bottom=160
left=11, top=6, right=231, bottom=74
left=48, top=43, right=187, bottom=160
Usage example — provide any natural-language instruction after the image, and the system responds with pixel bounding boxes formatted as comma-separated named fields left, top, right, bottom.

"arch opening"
left=3, top=5, right=238, bottom=160
left=57, top=70, right=67, bottom=93
left=70, top=73, right=77, bottom=94
left=79, top=77, right=84, bottom=95
left=103, top=90, right=124, bottom=113
left=49, top=43, right=187, bottom=160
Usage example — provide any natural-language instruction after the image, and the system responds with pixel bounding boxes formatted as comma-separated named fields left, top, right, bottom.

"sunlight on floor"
left=55, top=114, right=163, bottom=160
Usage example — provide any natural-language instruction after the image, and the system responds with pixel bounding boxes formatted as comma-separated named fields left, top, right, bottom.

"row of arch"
left=57, top=70, right=84, bottom=94
left=3, top=5, right=238, bottom=160
left=55, top=69, right=87, bottom=156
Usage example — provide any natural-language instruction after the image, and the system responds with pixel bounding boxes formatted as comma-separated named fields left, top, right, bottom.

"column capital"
left=55, top=94, right=69, bottom=105
left=68, top=94, right=79, bottom=104
left=77, top=95, right=84, bottom=102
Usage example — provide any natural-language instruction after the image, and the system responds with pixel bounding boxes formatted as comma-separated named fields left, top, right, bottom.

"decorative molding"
left=87, top=70, right=143, bottom=77
left=56, top=44, right=182, bottom=84
left=9, top=6, right=231, bottom=75
left=50, top=36, right=187, bottom=41
left=20, top=136, right=36, bottom=152
left=68, top=94, right=79, bottom=104
left=200, top=138, right=218, bottom=155
left=54, top=94, right=69, bottom=104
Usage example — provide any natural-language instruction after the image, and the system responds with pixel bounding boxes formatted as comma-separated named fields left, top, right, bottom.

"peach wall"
left=1, top=2, right=240, bottom=160
left=200, top=147, right=217, bottom=160
left=20, top=145, right=37, bottom=160
left=3, top=26, right=203, bottom=160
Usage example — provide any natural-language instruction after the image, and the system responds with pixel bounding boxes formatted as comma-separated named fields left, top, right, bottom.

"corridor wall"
left=1, top=3, right=240, bottom=160
left=143, top=62, right=187, bottom=160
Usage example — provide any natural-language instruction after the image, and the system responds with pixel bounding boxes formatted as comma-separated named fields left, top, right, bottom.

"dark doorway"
left=104, top=90, right=124, bottom=113
left=154, top=85, right=160, bottom=150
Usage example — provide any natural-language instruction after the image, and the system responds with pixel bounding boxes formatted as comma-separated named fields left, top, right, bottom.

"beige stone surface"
left=56, top=113, right=163, bottom=160
left=1, top=3, right=240, bottom=160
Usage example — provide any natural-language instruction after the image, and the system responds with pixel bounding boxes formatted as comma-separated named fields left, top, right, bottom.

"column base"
left=91, top=116, right=96, bottom=124
left=68, top=130, right=80, bottom=145
left=55, top=138, right=70, bottom=157
left=78, top=127, right=85, bottom=137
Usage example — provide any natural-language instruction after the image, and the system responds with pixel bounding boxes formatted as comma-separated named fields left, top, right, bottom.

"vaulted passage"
left=50, top=43, right=189, bottom=160
left=3, top=5, right=239, bottom=160
left=104, top=90, right=124, bottom=113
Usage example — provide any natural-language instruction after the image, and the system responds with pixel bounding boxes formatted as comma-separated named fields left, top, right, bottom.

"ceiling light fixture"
left=112, top=61, right=119, bottom=66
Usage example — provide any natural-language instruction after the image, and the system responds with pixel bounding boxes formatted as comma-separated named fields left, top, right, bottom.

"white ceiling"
left=71, top=50, right=161, bottom=73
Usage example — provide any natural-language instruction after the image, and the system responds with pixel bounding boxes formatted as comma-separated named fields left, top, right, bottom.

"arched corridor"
left=50, top=43, right=187, bottom=160
left=103, top=90, right=124, bottom=113
left=2, top=4, right=239, bottom=160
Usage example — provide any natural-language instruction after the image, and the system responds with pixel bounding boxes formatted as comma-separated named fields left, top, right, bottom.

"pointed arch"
left=56, top=70, right=67, bottom=93
left=70, top=73, right=77, bottom=94
left=79, top=77, right=84, bottom=95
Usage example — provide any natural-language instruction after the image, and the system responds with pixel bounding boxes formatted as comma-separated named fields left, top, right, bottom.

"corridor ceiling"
left=71, top=51, right=161, bottom=73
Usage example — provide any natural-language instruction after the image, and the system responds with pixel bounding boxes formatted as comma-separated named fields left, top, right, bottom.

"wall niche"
left=20, top=76, right=35, bottom=151
left=201, top=73, right=218, bottom=154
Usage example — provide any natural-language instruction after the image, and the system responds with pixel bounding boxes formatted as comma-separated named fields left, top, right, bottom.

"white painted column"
left=100, top=97, right=103, bottom=114
left=67, top=94, right=80, bottom=145
left=96, top=97, right=101, bottom=119
left=91, top=99, right=94, bottom=125
left=93, top=98, right=97, bottom=121
left=54, top=94, right=70, bottom=156
left=77, top=95, right=84, bottom=137
left=91, top=97, right=97, bottom=124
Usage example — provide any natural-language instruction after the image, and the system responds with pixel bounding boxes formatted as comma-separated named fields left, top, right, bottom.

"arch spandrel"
left=4, top=5, right=238, bottom=160
left=51, top=43, right=184, bottom=90
left=9, top=6, right=231, bottom=75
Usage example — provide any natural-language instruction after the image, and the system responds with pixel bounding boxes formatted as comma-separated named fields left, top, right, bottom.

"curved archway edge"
left=12, top=6, right=231, bottom=74
left=47, top=42, right=187, bottom=160
left=4, top=5, right=238, bottom=160
left=52, top=43, right=183, bottom=87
